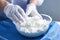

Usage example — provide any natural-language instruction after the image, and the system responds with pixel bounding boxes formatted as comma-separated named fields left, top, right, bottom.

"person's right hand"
left=26, top=3, right=43, bottom=19
left=4, top=3, right=28, bottom=24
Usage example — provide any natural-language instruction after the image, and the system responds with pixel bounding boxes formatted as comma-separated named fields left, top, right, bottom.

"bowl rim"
left=41, top=14, right=52, bottom=24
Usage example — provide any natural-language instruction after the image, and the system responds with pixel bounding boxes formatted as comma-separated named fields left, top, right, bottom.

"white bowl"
left=15, top=14, right=52, bottom=37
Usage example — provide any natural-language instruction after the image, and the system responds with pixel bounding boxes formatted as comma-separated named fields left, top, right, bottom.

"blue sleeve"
left=41, top=22, right=60, bottom=40
left=0, top=9, right=7, bottom=20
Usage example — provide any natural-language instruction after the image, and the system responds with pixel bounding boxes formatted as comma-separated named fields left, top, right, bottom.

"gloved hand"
left=4, top=3, right=27, bottom=24
left=26, top=3, right=43, bottom=19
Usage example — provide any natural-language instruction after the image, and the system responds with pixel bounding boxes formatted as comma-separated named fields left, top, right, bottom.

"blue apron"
left=0, top=19, right=60, bottom=40
left=0, top=0, right=60, bottom=40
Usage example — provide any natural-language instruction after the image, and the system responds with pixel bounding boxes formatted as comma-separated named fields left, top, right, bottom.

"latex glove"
left=4, top=3, right=27, bottom=24
left=26, top=4, right=43, bottom=19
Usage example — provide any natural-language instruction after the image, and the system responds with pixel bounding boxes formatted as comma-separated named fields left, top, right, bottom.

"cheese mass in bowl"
left=17, top=16, right=50, bottom=33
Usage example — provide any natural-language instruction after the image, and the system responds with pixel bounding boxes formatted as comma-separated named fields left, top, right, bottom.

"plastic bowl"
left=14, top=14, right=52, bottom=38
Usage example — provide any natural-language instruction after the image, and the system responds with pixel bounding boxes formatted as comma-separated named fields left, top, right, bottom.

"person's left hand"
left=26, top=3, right=43, bottom=19
left=4, top=3, right=28, bottom=24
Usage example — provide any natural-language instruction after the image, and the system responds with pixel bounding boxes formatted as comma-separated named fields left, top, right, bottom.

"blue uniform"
left=0, top=19, right=60, bottom=40
left=0, top=0, right=60, bottom=40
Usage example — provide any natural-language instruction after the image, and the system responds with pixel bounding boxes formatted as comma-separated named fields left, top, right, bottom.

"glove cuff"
left=4, top=3, right=14, bottom=16
left=37, top=0, right=44, bottom=6
left=26, top=4, right=36, bottom=15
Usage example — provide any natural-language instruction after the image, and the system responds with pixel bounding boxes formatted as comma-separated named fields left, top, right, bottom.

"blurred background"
left=0, top=0, right=60, bottom=21
left=37, top=0, right=60, bottom=21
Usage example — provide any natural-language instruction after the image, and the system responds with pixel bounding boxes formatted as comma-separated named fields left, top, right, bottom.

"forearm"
left=29, top=0, right=44, bottom=6
left=29, top=0, right=38, bottom=5
left=0, top=0, right=8, bottom=9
